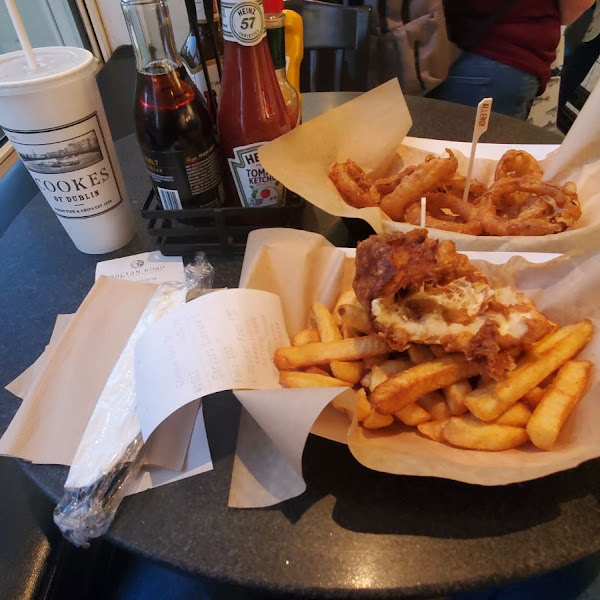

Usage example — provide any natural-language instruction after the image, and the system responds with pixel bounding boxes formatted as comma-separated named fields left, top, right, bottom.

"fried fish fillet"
left=353, top=230, right=553, bottom=380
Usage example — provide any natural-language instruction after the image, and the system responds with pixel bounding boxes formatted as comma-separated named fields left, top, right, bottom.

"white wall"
left=93, top=0, right=190, bottom=56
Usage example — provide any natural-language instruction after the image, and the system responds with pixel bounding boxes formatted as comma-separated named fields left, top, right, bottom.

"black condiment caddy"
left=141, top=190, right=305, bottom=255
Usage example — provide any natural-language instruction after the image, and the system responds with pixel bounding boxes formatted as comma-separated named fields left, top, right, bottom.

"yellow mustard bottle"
left=283, top=9, right=303, bottom=119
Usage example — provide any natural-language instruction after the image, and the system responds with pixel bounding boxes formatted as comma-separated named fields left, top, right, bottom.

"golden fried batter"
left=494, top=149, right=543, bottom=180
left=329, top=149, right=581, bottom=236
left=353, top=230, right=553, bottom=380
left=353, top=229, right=485, bottom=308
left=379, top=149, right=458, bottom=221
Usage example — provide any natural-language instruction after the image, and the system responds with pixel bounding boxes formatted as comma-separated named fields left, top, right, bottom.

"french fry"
left=355, top=387, right=372, bottom=422
left=526, top=323, right=572, bottom=359
left=442, top=417, right=529, bottom=451
left=527, top=360, right=592, bottom=450
left=330, top=360, right=364, bottom=385
left=427, top=345, right=470, bottom=415
left=341, top=324, right=359, bottom=338
left=370, top=355, right=481, bottom=415
left=315, top=301, right=366, bottom=383
left=337, top=304, right=373, bottom=334
left=305, top=366, right=331, bottom=377
left=418, top=392, right=451, bottom=421
left=492, top=402, right=531, bottom=427
left=333, top=289, right=359, bottom=327
left=368, top=365, right=389, bottom=391
left=292, top=328, right=320, bottom=346
left=361, top=358, right=411, bottom=387
left=379, top=358, right=412, bottom=375
left=522, top=386, right=545, bottom=409
left=395, top=404, right=430, bottom=426
left=408, top=344, right=435, bottom=364
left=465, top=321, right=593, bottom=421
left=276, top=280, right=594, bottom=453
left=429, top=345, right=448, bottom=358
left=312, top=301, right=342, bottom=342
left=442, top=380, right=471, bottom=416
left=417, top=420, right=447, bottom=442
left=368, top=365, right=430, bottom=425
left=274, top=335, right=391, bottom=369
left=362, top=354, right=389, bottom=370
left=363, top=410, right=394, bottom=429
left=332, top=388, right=372, bottom=422
left=280, top=371, right=348, bottom=388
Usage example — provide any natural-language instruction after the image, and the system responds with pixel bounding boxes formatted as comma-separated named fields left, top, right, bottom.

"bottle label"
left=227, top=142, right=284, bottom=207
left=266, top=26, right=286, bottom=70
left=195, top=0, right=221, bottom=21
left=2, top=113, right=124, bottom=220
left=143, top=144, right=225, bottom=210
left=195, top=0, right=208, bottom=21
left=221, top=0, right=266, bottom=46
left=186, top=58, right=222, bottom=104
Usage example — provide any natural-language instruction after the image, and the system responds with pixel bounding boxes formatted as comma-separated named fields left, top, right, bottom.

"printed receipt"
left=134, top=288, right=289, bottom=440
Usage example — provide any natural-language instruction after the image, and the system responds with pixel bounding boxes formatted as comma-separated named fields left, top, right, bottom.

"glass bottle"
left=180, top=0, right=224, bottom=112
left=218, top=0, right=292, bottom=207
left=121, top=0, right=225, bottom=211
left=264, top=0, right=300, bottom=128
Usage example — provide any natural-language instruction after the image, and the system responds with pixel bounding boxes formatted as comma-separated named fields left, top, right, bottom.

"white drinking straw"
left=463, top=97, right=493, bottom=203
left=420, top=196, right=426, bottom=227
left=4, top=0, right=38, bottom=71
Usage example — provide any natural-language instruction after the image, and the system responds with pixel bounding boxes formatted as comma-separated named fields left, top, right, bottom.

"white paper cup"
left=0, top=47, right=136, bottom=254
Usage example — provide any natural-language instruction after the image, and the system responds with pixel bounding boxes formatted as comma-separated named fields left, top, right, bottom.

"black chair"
left=284, top=0, right=371, bottom=92
left=0, top=456, right=119, bottom=600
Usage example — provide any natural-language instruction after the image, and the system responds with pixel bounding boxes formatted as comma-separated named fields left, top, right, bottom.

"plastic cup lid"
left=0, top=46, right=94, bottom=93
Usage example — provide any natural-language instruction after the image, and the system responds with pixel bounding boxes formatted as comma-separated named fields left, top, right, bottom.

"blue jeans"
left=426, top=52, right=540, bottom=120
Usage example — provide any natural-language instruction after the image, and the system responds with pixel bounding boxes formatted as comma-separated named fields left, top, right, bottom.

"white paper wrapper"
left=231, top=228, right=600, bottom=498
left=259, top=81, right=600, bottom=253
left=64, top=283, right=189, bottom=490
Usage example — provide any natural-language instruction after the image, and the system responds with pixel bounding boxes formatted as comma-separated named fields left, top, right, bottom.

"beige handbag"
left=365, top=0, right=520, bottom=96
left=366, top=0, right=458, bottom=95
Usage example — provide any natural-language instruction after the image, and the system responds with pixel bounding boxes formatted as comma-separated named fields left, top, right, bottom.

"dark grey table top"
left=3, top=47, right=600, bottom=600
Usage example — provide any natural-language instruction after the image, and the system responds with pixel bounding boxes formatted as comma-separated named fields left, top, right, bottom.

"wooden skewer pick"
left=462, top=97, right=493, bottom=203
left=420, top=196, right=426, bottom=228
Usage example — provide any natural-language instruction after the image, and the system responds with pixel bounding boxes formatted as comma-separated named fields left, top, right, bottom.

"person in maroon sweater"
left=427, top=0, right=594, bottom=119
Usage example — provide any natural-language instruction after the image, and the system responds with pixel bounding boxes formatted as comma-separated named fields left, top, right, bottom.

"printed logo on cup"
left=3, top=113, right=124, bottom=220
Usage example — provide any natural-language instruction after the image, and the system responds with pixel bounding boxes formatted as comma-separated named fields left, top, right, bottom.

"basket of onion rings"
left=257, top=81, right=600, bottom=252
left=327, top=139, right=600, bottom=252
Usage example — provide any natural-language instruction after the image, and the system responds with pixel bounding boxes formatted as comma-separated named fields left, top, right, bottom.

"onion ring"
left=328, top=160, right=383, bottom=208
left=478, top=177, right=580, bottom=236
left=404, top=193, right=484, bottom=235
left=442, top=175, right=487, bottom=202
left=498, top=196, right=554, bottom=220
left=329, top=150, right=582, bottom=236
left=379, top=149, right=458, bottom=221
left=495, top=150, right=543, bottom=180
left=329, top=162, right=418, bottom=208
left=373, top=165, right=416, bottom=196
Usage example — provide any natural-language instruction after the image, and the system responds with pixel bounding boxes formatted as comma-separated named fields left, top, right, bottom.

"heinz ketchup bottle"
left=218, top=0, right=291, bottom=207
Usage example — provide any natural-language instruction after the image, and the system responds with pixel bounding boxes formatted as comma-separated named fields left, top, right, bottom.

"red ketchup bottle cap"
left=263, top=0, right=284, bottom=13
